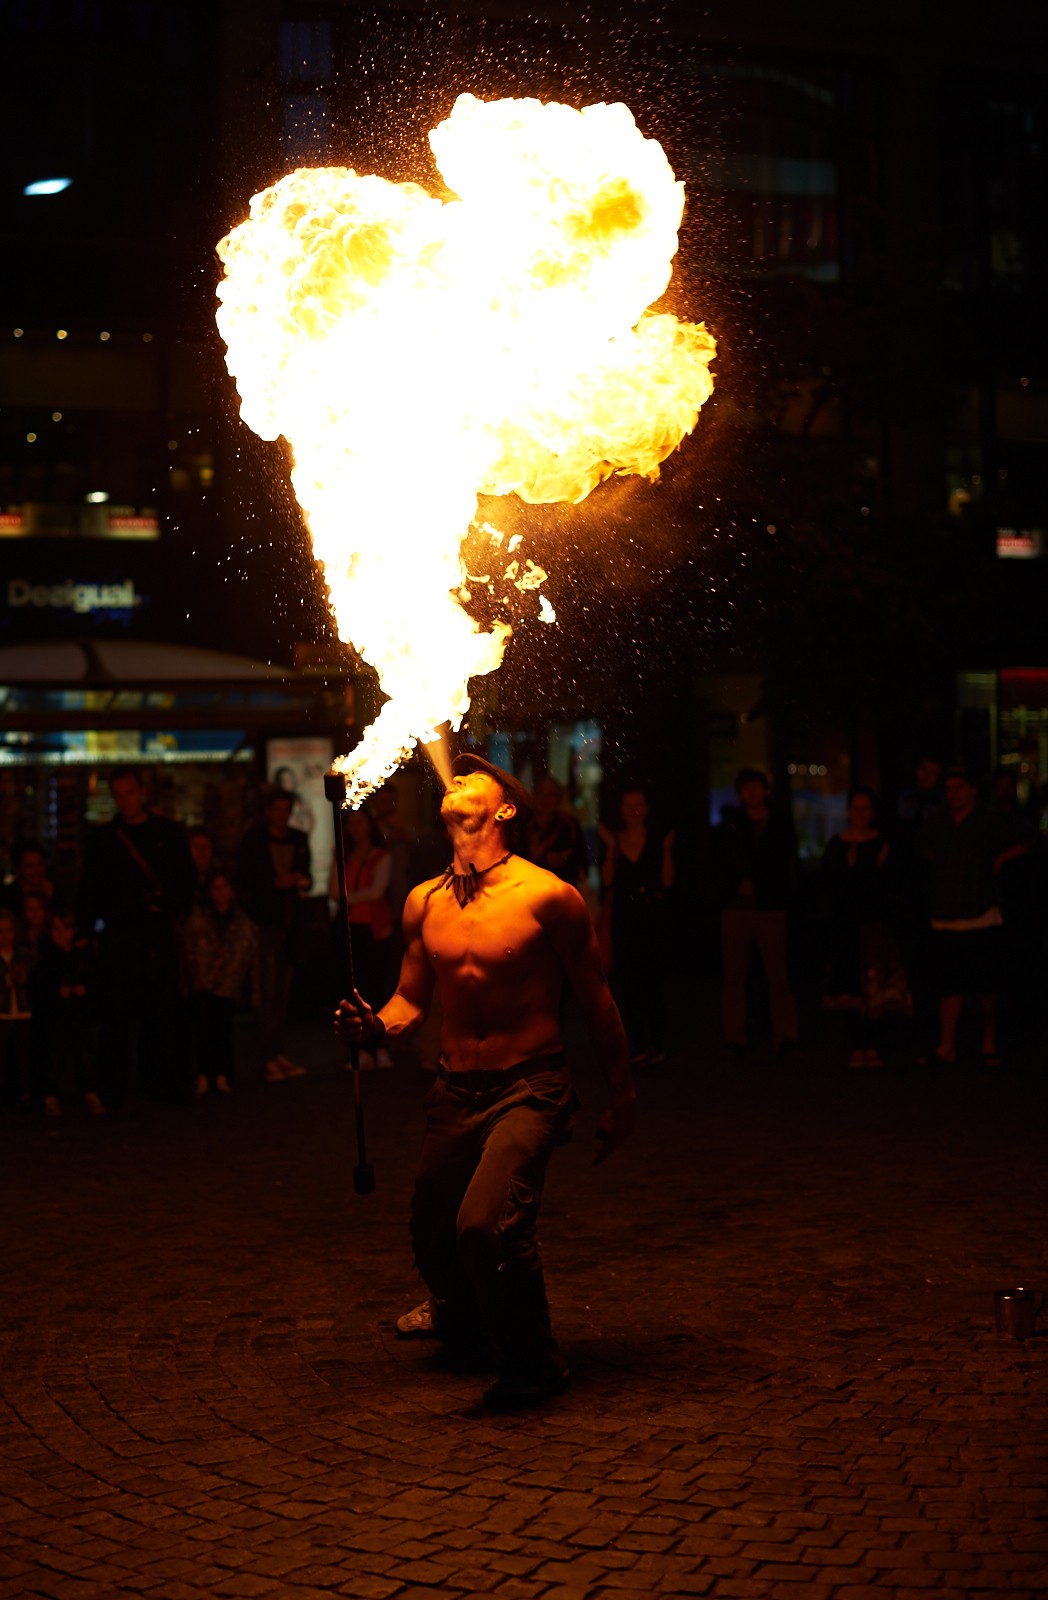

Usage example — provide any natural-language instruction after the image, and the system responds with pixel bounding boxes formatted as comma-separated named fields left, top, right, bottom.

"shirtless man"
left=335, top=753, right=636, bottom=1408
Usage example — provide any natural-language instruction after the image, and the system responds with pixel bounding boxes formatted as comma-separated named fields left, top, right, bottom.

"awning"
left=0, top=639, right=355, bottom=737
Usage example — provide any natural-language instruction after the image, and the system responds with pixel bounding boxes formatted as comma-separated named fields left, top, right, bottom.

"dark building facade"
left=3, top=1, right=1046, bottom=855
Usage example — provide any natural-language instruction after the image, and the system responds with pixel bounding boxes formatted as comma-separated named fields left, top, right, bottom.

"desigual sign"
left=6, top=578, right=140, bottom=614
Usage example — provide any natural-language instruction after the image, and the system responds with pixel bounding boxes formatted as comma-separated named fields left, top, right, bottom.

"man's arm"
left=335, top=882, right=435, bottom=1044
left=543, top=882, right=636, bottom=1163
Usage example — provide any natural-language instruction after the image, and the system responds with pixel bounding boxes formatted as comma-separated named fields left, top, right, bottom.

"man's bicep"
left=394, top=933, right=434, bottom=1010
left=388, top=891, right=434, bottom=1014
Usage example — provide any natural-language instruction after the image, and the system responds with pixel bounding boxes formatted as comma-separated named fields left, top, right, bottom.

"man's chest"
left=421, top=896, right=547, bottom=975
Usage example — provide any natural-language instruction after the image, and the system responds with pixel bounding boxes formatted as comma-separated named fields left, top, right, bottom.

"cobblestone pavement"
left=4, top=1010, right=1048, bottom=1600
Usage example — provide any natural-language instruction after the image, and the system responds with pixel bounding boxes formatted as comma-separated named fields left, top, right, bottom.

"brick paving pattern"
left=3, top=1018, right=1048, bottom=1599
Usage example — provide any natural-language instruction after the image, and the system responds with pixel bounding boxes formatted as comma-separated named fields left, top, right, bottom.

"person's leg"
left=0, top=1023, right=15, bottom=1108
left=937, top=995, right=963, bottom=1060
left=974, top=927, right=1003, bottom=1061
left=454, top=1068, right=574, bottom=1381
left=38, top=1014, right=60, bottom=1104
left=142, top=929, right=187, bottom=1103
left=409, top=1082, right=487, bottom=1337
left=193, top=992, right=216, bottom=1088
left=213, top=995, right=236, bottom=1087
left=635, top=913, right=667, bottom=1056
left=256, top=927, right=282, bottom=1069
left=977, top=994, right=998, bottom=1056
left=754, top=910, right=799, bottom=1048
left=0, top=1022, right=31, bottom=1108
left=612, top=960, right=648, bottom=1057
left=720, top=909, right=752, bottom=1047
left=71, top=1013, right=97, bottom=1101
left=11, top=1021, right=32, bottom=1108
left=95, top=934, right=139, bottom=1107
left=275, top=931, right=295, bottom=1059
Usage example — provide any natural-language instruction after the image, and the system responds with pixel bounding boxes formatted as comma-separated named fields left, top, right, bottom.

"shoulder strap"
left=114, top=826, right=164, bottom=896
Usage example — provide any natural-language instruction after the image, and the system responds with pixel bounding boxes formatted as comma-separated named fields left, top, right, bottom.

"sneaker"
left=214, top=1074, right=233, bottom=1094
left=44, top=1094, right=63, bottom=1117
left=483, top=1365, right=571, bottom=1410
left=276, top=1055, right=306, bottom=1078
left=396, top=1300, right=437, bottom=1338
left=84, top=1091, right=105, bottom=1115
left=628, top=1049, right=650, bottom=1066
left=265, top=1059, right=284, bottom=1082
left=194, top=1074, right=209, bottom=1097
left=375, top=1047, right=394, bottom=1070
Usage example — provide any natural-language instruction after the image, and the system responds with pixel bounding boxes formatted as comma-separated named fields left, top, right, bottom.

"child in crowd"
left=0, top=907, right=32, bottom=1110
left=182, top=871, right=259, bottom=1096
left=35, top=907, right=102, bottom=1116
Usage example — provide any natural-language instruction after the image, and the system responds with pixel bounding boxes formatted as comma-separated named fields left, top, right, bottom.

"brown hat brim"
left=450, top=753, right=533, bottom=820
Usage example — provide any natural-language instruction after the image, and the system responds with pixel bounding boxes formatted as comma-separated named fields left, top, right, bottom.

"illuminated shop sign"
left=0, top=508, right=159, bottom=540
left=996, top=527, right=1044, bottom=559
left=6, top=578, right=141, bottom=615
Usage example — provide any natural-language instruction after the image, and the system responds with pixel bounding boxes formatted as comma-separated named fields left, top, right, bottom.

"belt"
left=437, top=1050, right=567, bottom=1093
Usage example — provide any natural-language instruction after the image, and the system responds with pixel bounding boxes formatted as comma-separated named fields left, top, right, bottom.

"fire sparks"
left=216, top=93, right=716, bottom=803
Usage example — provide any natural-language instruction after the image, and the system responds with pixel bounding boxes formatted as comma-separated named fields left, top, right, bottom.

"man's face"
left=266, top=797, right=294, bottom=833
left=189, top=835, right=213, bottom=873
left=738, top=779, right=769, bottom=811
left=620, top=791, right=648, bottom=827
left=945, top=775, right=975, bottom=813
left=210, top=876, right=235, bottom=914
left=51, top=917, right=75, bottom=952
left=111, top=775, right=146, bottom=822
left=18, top=850, right=46, bottom=885
left=534, top=779, right=561, bottom=819
left=442, top=771, right=513, bottom=831
left=22, top=894, right=47, bottom=929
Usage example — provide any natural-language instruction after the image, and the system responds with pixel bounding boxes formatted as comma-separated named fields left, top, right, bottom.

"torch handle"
left=327, top=775, right=375, bottom=1193
left=330, top=789, right=359, bottom=1027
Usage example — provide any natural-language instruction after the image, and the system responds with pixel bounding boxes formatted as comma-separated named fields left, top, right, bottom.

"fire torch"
left=325, top=769, right=376, bottom=1196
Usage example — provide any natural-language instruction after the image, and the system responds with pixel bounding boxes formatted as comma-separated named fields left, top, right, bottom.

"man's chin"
left=442, top=795, right=482, bottom=830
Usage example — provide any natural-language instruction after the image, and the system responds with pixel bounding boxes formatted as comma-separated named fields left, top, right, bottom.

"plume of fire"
left=216, top=93, right=715, bottom=803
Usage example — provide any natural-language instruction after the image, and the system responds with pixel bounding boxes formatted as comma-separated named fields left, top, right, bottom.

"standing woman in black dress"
left=600, top=788, right=675, bottom=1064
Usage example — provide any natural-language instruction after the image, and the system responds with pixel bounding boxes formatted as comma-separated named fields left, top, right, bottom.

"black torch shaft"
left=325, top=770, right=375, bottom=1194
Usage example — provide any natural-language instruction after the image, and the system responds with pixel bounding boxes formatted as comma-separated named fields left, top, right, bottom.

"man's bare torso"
left=418, top=856, right=568, bottom=1073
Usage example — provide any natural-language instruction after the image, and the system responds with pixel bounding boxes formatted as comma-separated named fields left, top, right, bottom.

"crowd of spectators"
left=1, top=753, right=1045, bottom=1117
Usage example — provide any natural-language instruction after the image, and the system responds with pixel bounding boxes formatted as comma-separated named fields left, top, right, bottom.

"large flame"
left=216, top=93, right=715, bottom=802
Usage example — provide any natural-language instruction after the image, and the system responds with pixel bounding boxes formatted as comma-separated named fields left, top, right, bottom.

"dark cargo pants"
left=410, top=1053, right=576, bottom=1379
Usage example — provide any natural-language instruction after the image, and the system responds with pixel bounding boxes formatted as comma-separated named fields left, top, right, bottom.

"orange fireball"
left=216, top=94, right=715, bottom=803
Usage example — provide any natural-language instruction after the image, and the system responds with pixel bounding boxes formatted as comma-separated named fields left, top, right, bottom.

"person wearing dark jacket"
left=918, top=765, right=1028, bottom=1067
left=716, top=768, right=800, bottom=1057
left=236, top=784, right=312, bottom=1081
left=35, top=907, right=102, bottom=1115
left=77, top=768, right=195, bottom=1106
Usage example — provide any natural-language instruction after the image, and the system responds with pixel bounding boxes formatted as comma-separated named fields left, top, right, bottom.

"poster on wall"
left=266, top=737, right=335, bottom=899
